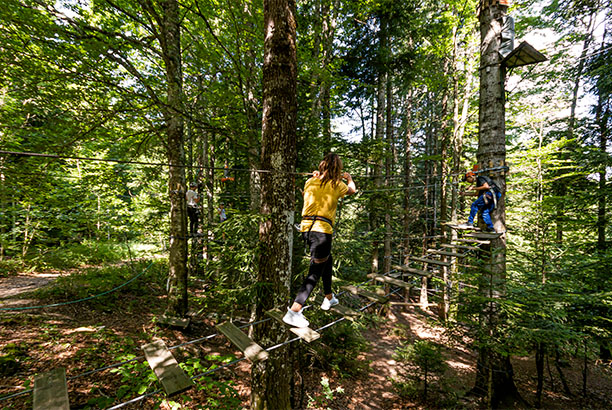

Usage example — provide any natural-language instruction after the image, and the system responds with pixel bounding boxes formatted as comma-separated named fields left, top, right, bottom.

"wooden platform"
left=340, top=284, right=388, bottom=304
left=265, top=309, right=320, bottom=342
left=454, top=238, right=491, bottom=245
left=441, top=243, right=482, bottom=252
left=444, top=223, right=481, bottom=231
left=33, top=368, right=69, bottom=410
left=427, top=249, right=464, bottom=258
left=409, top=256, right=452, bottom=267
left=462, top=232, right=502, bottom=240
left=216, top=322, right=269, bottom=362
left=367, top=273, right=412, bottom=289
left=157, top=314, right=190, bottom=329
left=392, top=265, right=435, bottom=278
left=142, top=340, right=194, bottom=396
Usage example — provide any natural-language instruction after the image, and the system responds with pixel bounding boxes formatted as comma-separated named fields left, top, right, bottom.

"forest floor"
left=1, top=269, right=612, bottom=409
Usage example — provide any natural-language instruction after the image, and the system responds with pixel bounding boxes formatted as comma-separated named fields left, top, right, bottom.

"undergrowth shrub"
left=311, top=320, right=371, bottom=378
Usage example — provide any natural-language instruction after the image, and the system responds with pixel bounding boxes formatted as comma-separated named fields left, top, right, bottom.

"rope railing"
left=0, top=267, right=396, bottom=405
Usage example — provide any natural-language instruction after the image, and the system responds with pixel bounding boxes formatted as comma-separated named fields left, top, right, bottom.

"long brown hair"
left=318, top=153, right=343, bottom=188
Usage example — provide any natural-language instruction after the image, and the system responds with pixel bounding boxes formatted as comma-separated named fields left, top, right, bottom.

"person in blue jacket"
left=459, top=171, right=502, bottom=233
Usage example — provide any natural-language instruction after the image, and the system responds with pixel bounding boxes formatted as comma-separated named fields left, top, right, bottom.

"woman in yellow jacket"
left=283, top=153, right=356, bottom=328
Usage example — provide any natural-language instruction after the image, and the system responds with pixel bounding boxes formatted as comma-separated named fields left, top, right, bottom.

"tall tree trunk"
left=159, top=0, right=188, bottom=317
left=402, top=91, right=414, bottom=268
left=250, top=0, right=297, bottom=408
left=383, top=70, right=393, bottom=277
left=370, top=15, right=387, bottom=274
left=556, top=12, right=597, bottom=243
left=471, top=2, right=523, bottom=407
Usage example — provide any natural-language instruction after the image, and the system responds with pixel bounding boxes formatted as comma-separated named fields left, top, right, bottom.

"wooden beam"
left=444, top=223, right=481, bottom=231
left=409, top=256, right=452, bottom=267
left=340, top=284, right=388, bottom=304
left=441, top=243, right=482, bottom=252
left=367, top=273, right=412, bottom=288
left=392, top=265, right=435, bottom=278
left=33, top=368, right=69, bottom=410
left=157, top=314, right=190, bottom=329
left=142, top=340, right=194, bottom=396
left=455, top=238, right=491, bottom=245
left=427, top=249, right=464, bottom=258
left=389, top=302, right=438, bottom=307
left=462, top=232, right=502, bottom=240
left=265, top=309, right=320, bottom=342
left=216, top=322, right=269, bottom=362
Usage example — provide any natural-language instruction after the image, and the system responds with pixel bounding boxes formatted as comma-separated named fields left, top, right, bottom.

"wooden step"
left=427, top=249, right=464, bottom=258
left=266, top=309, right=320, bottom=343
left=340, top=284, right=388, bottom=304
left=367, top=274, right=412, bottom=289
left=33, top=368, right=69, bottom=410
left=157, top=315, right=190, bottom=329
left=455, top=238, right=491, bottom=245
left=441, top=243, right=482, bottom=252
left=444, top=222, right=481, bottom=231
left=462, top=232, right=502, bottom=240
left=216, top=322, right=269, bottom=362
left=142, top=340, right=194, bottom=396
left=314, top=296, right=360, bottom=321
left=392, top=265, right=435, bottom=278
left=409, top=256, right=452, bottom=267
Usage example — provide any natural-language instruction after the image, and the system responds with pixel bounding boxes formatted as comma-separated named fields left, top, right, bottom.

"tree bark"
left=250, top=0, right=297, bottom=408
left=471, top=2, right=523, bottom=407
left=160, top=0, right=188, bottom=318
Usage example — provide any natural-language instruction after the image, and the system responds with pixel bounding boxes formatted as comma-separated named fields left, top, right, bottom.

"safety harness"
left=300, top=215, right=334, bottom=254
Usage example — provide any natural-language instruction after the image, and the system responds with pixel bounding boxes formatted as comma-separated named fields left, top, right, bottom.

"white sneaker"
left=282, top=308, right=309, bottom=328
left=457, top=223, right=474, bottom=229
left=321, top=295, right=339, bottom=311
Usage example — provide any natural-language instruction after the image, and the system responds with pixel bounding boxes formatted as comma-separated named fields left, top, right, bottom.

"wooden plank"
left=367, top=273, right=412, bottom=289
left=142, top=340, right=194, bottom=396
left=314, top=296, right=360, bottom=321
left=340, top=284, right=388, bottom=304
left=441, top=243, right=481, bottom=252
left=462, top=232, right=502, bottom=240
left=157, top=314, right=190, bottom=329
left=265, top=309, right=320, bottom=343
left=409, top=256, right=452, bottom=267
left=392, top=265, right=435, bottom=278
left=216, top=322, right=269, bottom=362
left=389, top=302, right=438, bottom=307
left=33, top=368, right=69, bottom=410
left=427, top=249, right=464, bottom=258
left=444, top=222, right=481, bottom=231
left=455, top=238, right=491, bottom=245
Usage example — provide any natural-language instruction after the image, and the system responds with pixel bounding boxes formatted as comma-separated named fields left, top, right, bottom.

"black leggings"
left=187, top=206, right=198, bottom=234
left=294, top=232, right=333, bottom=306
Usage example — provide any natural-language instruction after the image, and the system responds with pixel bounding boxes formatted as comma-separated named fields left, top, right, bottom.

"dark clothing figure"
left=466, top=175, right=501, bottom=232
left=294, top=232, right=334, bottom=306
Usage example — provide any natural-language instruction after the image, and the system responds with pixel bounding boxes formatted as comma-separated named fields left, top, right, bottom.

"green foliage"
left=32, top=258, right=166, bottom=311
left=311, top=321, right=371, bottom=378
left=307, top=376, right=345, bottom=409
left=393, top=340, right=447, bottom=399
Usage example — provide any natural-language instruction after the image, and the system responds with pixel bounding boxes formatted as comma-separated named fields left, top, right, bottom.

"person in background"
left=283, top=153, right=357, bottom=328
left=186, top=182, right=199, bottom=235
left=218, top=202, right=227, bottom=223
left=459, top=171, right=502, bottom=233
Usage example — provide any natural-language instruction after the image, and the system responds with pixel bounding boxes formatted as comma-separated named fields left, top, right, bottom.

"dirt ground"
left=1, top=271, right=612, bottom=409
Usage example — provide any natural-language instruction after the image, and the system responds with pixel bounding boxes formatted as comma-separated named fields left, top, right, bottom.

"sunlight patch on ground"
left=446, top=360, right=472, bottom=370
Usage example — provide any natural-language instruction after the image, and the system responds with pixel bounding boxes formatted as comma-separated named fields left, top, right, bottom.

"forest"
left=0, top=0, right=611, bottom=409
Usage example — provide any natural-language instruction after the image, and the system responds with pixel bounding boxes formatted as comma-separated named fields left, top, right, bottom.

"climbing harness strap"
left=301, top=215, right=334, bottom=255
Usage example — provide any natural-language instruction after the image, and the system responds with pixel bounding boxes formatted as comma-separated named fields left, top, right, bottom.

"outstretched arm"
left=344, top=172, right=357, bottom=195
